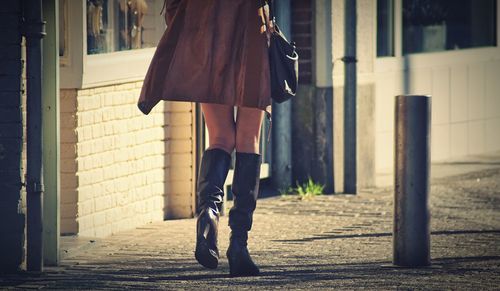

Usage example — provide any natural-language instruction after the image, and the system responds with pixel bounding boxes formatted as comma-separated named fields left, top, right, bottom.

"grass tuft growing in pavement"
left=280, top=176, right=325, bottom=200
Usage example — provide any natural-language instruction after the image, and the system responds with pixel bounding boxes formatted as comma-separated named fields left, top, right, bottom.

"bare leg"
left=201, top=103, right=236, bottom=154
left=235, top=106, right=264, bottom=154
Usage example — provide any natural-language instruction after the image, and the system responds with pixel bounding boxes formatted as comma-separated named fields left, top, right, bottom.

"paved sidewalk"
left=1, top=167, right=499, bottom=289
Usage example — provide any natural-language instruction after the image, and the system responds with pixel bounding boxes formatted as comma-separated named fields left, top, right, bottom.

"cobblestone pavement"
left=1, top=168, right=499, bottom=290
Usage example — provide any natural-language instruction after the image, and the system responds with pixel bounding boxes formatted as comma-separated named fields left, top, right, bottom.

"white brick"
left=79, top=199, right=95, bottom=216
left=170, top=125, right=192, bottom=139
left=170, top=112, right=192, bottom=126
left=61, top=173, right=78, bottom=189
left=170, top=140, right=192, bottom=153
left=61, top=202, right=77, bottom=219
left=170, top=166, right=192, bottom=181
left=170, top=153, right=192, bottom=166
left=169, top=180, right=192, bottom=194
left=93, top=211, right=107, bottom=227
left=61, top=144, right=76, bottom=159
left=61, top=159, right=77, bottom=173
left=168, top=101, right=192, bottom=112
left=60, top=113, right=76, bottom=128
left=61, top=218, right=78, bottom=234
left=61, top=190, right=78, bottom=204
left=60, top=128, right=77, bottom=143
left=61, top=80, right=198, bottom=238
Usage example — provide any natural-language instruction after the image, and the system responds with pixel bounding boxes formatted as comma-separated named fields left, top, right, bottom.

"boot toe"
left=195, top=238, right=219, bottom=269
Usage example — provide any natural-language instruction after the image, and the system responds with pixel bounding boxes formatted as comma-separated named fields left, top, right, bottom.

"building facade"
left=329, top=0, right=500, bottom=189
left=58, top=0, right=198, bottom=237
left=1, top=0, right=499, bottom=272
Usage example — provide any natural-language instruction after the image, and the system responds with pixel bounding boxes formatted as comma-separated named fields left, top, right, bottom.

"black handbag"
left=265, top=1, right=299, bottom=103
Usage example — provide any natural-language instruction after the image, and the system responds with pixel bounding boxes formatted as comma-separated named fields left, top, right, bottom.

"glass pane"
left=403, top=0, right=497, bottom=54
left=87, top=0, right=165, bottom=55
left=377, top=0, right=395, bottom=57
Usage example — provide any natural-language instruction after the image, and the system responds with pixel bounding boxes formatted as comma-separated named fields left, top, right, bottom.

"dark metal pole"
left=23, top=0, right=46, bottom=272
left=343, top=0, right=357, bottom=193
left=394, top=95, right=431, bottom=267
left=271, top=0, right=292, bottom=191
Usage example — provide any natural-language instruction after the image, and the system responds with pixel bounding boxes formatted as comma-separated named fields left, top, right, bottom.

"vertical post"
left=271, top=0, right=292, bottom=192
left=394, top=95, right=431, bottom=267
left=24, top=0, right=46, bottom=272
left=42, top=0, right=60, bottom=266
left=343, top=0, right=357, bottom=193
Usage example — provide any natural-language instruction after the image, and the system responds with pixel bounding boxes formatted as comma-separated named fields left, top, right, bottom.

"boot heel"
left=226, top=235, right=260, bottom=277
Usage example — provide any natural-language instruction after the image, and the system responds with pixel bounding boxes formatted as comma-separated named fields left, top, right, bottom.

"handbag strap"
left=268, top=0, right=275, bottom=24
left=262, top=0, right=277, bottom=33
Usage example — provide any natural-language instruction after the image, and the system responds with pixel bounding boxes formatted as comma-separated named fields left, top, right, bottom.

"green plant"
left=280, top=176, right=324, bottom=200
left=295, top=176, right=325, bottom=199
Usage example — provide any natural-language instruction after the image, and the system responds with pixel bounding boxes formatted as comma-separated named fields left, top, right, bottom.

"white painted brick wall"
left=60, top=81, right=196, bottom=238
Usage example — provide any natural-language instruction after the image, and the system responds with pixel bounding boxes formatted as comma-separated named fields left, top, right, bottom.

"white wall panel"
left=485, top=118, right=500, bottom=152
left=408, top=68, right=432, bottom=95
left=468, top=121, right=485, bottom=155
left=375, top=72, right=396, bottom=133
left=375, top=131, right=393, bottom=172
left=450, top=122, right=468, bottom=158
left=467, top=64, right=486, bottom=121
left=432, top=124, right=451, bottom=161
left=450, top=66, right=469, bottom=123
left=485, top=61, right=500, bottom=119
left=431, top=67, right=451, bottom=125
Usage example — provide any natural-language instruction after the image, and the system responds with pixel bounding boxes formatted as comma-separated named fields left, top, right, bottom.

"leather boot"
left=195, top=148, right=231, bottom=269
left=227, top=152, right=261, bottom=276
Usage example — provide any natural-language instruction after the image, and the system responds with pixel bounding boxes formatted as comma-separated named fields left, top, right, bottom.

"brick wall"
left=291, top=0, right=313, bottom=84
left=60, top=82, right=196, bottom=237
left=0, top=1, right=25, bottom=272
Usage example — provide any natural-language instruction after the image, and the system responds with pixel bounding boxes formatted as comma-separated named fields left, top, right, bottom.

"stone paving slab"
left=1, top=168, right=499, bottom=290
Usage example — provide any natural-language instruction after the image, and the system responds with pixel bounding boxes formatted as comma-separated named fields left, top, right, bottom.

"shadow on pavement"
left=1, top=255, right=499, bottom=289
left=272, top=229, right=500, bottom=243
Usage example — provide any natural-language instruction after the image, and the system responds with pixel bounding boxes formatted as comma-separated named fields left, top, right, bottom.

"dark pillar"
left=271, top=0, right=293, bottom=192
left=343, top=0, right=357, bottom=194
left=394, top=95, right=431, bottom=267
left=0, top=0, right=26, bottom=273
left=24, top=0, right=46, bottom=272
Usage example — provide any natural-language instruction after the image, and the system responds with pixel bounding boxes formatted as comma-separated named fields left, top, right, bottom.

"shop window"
left=59, top=0, right=166, bottom=88
left=377, top=0, right=395, bottom=57
left=86, top=0, right=164, bottom=54
left=403, top=0, right=497, bottom=54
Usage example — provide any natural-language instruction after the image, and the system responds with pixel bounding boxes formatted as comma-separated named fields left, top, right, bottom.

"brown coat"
left=137, top=0, right=272, bottom=116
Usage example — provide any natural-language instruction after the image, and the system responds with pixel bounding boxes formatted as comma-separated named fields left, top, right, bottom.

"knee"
left=208, top=134, right=235, bottom=154
left=235, top=130, right=260, bottom=153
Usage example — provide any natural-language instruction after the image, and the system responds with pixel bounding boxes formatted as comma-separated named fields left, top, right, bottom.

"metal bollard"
left=393, top=95, right=431, bottom=267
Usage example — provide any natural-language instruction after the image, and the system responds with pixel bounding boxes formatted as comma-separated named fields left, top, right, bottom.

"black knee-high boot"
left=195, top=148, right=231, bottom=269
left=227, top=152, right=261, bottom=276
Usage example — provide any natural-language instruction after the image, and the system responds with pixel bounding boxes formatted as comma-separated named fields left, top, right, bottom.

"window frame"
left=375, top=0, right=499, bottom=60
left=376, top=0, right=396, bottom=58
left=60, top=0, right=165, bottom=89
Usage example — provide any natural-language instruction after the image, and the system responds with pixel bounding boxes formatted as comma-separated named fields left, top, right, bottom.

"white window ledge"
left=81, top=48, right=155, bottom=88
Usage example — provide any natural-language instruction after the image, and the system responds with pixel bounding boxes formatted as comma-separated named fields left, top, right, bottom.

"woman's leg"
left=227, top=106, right=264, bottom=276
left=235, top=106, right=264, bottom=153
left=195, top=103, right=235, bottom=269
left=201, top=103, right=236, bottom=154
